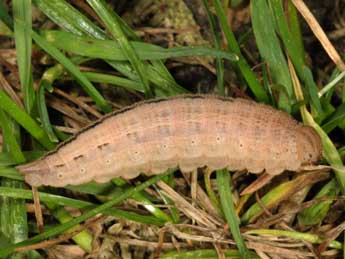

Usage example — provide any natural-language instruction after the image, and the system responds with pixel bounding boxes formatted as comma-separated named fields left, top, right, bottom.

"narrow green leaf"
left=298, top=179, right=337, bottom=226
left=0, top=1, right=13, bottom=28
left=217, top=169, right=250, bottom=259
left=0, top=111, right=25, bottom=163
left=83, top=72, right=143, bottom=93
left=41, top=30, right=238, bottom=62
left=201, top=0, right=224, bottom=95
left=0, top=90, right=54, bottom=150
left=159, top=249, right=259, bottom=259
left=212, top=0, right=269, bottom=103
left=0, top=19, right=13, bottom=36
left=0, top=170, right=174, bottom=257
left=34, top=0, right=187, bottom=95
left=269, top=0, right=323, bottom=118
left=322, top=102, right=345, bottom=133
left=37, top=80, right=59, bottom=142
left=32, top=31, right=111, bottom=113
left=251, top=0, right=293, bottom=111
left=246, top=229, right=342, bottom=249
left=0, top=167, right=23, bottom=181
left=13, top=0, right=35, bottom=113
left=33, top=0, right=106, bottom=38
left=0, top=187, right=165, bottom=225
left=112, top=178, right=172, bottom=222
left=86, top=0, right=152, bottom=97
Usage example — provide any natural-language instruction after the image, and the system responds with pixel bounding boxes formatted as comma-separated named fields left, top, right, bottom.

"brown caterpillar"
left=17, top=95, right=322, bottom=187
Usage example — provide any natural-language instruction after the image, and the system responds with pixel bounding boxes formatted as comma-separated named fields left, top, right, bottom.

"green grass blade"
left=0, top=106, right=28, bottom=257
left=0, top=19, right=13, bottom=36
left=201, top=0, right=225, bottom=95
left=0, top=111, right=26, bottom=163
left=298, top=179, right=337, bottom=226
left=269, top=0, right=323, bottom=119
left=103, top=5, right=185, bottom=96
left=0, top=1, right=13, bottom=28
left=0, top=90, right=54, bottom=150
left=322, top=102, right=345, bottom=133
left=319, top=71, right=345, bottom=97
left=0, top=187, right=164, bottom=225
left=159, top=249, right=259, bottom=259
left=0, top=151, right=44, bottom=167
left=48, top=205, right=92, bottom=252
left=0, top=179, right=28, bottom=243
left=37, top=80, right=59, bottom=143
left=251, top=0, right=293, bottom=111
left=112, top=178, right=172, bottom=222
left=86, top=0, right=152, bottom=97
left=216, top=169, right=250, bottom=258
left=33, top=0, right=106, bottom=38
left=211, top=0, right=269, bottom=103
left=33, top=0, right=141, bottom=82
left=83, top=72, right=144, bottom=92
left=241, top=174, right=314, bottom=224
left=0, top=167, right=23, bottom=180
left=40, top=30, right=237, bottom=62
left=287, top=1, right=305, bottom=60
left=246, top=229, right=342, bottom=250
left=0, top=170, right=174, bottom=257
left=13, top=0, right=35, bottom=113
left=34, top=0, right=186, bottom=95
left=32, top=31, right=111, bottom=113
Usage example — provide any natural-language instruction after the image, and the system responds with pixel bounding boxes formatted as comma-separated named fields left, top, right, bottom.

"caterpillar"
left=16, top=95, right=322, bottom=187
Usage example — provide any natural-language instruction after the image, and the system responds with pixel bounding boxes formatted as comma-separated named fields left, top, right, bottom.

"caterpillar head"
left=296, top=126, right=322, bottom=166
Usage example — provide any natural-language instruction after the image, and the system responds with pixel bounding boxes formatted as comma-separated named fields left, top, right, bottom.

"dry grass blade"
left=32, top=186, right=44, bottom=233
left=0, top=72, right=23, bottom=108
left=102, top=234, right=187, bottom=250
left=246, top=241, right=325, bottom=257
left=240, top=173, right=274, bottom=195
left=291, top=0, right=345, bottom=71
left=47, top=96, right=91, bottom=125
left=164, top=223, right=233, bottom=244
left=318, top=221, right=345, bottom=254
left=14, top=215, right=104, bottom=253
left=156, top=181, right=221, bottom=228
left=53, top=88, right=102, bottom=119
left=181, top=172, right=223, bottom=219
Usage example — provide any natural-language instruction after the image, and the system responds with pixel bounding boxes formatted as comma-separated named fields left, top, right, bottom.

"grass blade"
left=32, top=31, right=111, bottom=113
left=40, top=30, right=238, bottom=62
left=0, top=169, right=174, bottom=257
left=0, top=104, right=28, bottom=257
left=37, top=80, right=59, bottom=143
left=217, top=169, right=250, bottom=258
left=251, top=0, right=293, bottom=111
left=0, top=187, right=165, bottom=225
left=0, top=90, right=54, bottom=150
left=246, top=229, right=342, bottom=249
left=211, top=0, right=269, bottom=103
left=13, top=0, right=35, bottom=113
left=34, top=0, right=187, bottom=95
left=159, top=249, right=259, bottom=259
left=201, top=0, right=225, bottom=95
left=86, top=0, right=152, bottom=97
left=269, top=0, right=323, bottom=119
left=0, top=1, right=13, bottom=28
left=0, top=111, right=25, bottom=163
left=33, top=0, right=106, bottom=38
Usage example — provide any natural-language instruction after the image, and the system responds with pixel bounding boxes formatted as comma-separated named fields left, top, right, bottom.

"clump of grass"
left=0, top=0, right=344, bottom=258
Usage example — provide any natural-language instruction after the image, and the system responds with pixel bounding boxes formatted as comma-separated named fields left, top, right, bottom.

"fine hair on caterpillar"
left=16, top=95, right=322, bottom=187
